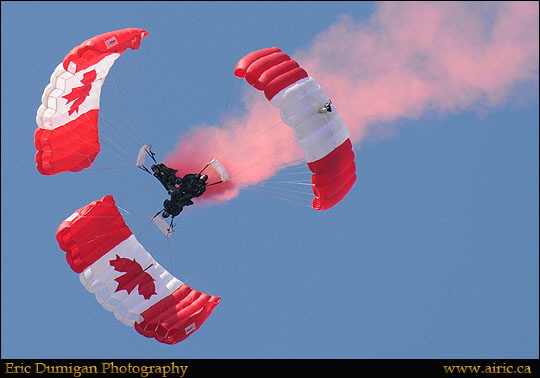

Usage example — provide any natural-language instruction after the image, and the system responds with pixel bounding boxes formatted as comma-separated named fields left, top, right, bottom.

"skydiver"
left=161, top=173, right=208, bottom=218
left=151, top=163, right=183, bottom=193
left=151, top=162, right=209, bottom=219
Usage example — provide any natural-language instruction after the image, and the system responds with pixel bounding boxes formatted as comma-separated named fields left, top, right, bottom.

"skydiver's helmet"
left=162, top=211, right=170, bottom=218
left=200, top=174, right=208, bottom=182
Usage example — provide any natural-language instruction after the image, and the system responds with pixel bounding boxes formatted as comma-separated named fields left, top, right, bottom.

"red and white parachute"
left=35, top=28, right=148, bottom=175
left=37, top=32, right=355, bottom=345
left=234, top=47, right=356, bottom=210
left=56, top=195, right=220, bottom=344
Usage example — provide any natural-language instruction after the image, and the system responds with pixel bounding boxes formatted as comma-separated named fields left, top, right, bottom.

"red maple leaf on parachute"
left=62, top=69, right=97, bottom=115
left=109, top=255, right=157, bottom=300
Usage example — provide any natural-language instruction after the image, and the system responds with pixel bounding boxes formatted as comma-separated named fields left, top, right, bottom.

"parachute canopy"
left=56, top=195, right=220, bottom=344
left=234, top=47, right=356, bottom=210
left=35, top=28, right=149, bottom=175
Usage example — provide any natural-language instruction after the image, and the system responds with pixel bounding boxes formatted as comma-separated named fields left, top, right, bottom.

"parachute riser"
left=138, top=165, right=153, bottom=175
left=198, top=163, right=211, bottom=175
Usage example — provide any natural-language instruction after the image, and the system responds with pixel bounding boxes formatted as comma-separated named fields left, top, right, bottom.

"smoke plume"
left=164, top=1, right=539, bottom=205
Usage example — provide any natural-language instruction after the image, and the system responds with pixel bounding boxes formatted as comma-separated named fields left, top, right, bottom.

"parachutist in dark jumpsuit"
left=162, top=173, right=208, bottom=218
left=151, top=163, right=182, bottom=194
left=151, top=163, right=208, bottom=219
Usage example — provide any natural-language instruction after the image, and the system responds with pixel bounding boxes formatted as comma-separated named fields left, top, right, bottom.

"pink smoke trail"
left=164, top=1, right=539, bottom=205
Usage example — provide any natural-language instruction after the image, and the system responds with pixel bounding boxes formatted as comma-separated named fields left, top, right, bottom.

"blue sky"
left=1, top=1, right=538, bottom=359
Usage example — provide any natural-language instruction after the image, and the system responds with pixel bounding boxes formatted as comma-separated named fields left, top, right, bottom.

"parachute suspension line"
left=237, top=118, right=284, bottom=151
left=98, top=88, right=148, bottom=156
left=227, top=138, right=298, bottom=180
left=210, top=117, right=286, bottom=167
left=205, top=79, right=287, bottom=164
left=113, top=45, right=147, bottom=134
left=271, top=163, right=313, bottom=185
left=100, top=127, right=141, bottom=165
left=265, top=180, right=312, bottom=186
left=241, top=185, right=313, bottom=208
left=207, top=75, right=244, bottom=160
left=152, top=228, right=173, bottom=255
left=106, top=66, right=147, bottom=146
left=257, top=181, right=314, bottom=197
left=95, top=85, right=156, bottom=173
left=247, top=162, right=315, bottom=206
left=147, top=212, right=193, bottom=301
left=88, top=57, right=151, bottom=170
left=117, top=206, right=130, bottom=215
left=134, top=212, right=158, bottom=236
left=234, top=153, right=314, bottom=207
